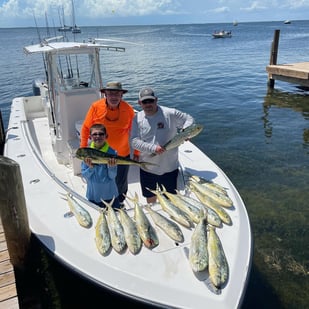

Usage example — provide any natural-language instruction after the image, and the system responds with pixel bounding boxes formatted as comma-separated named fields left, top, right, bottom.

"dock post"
left=0, top=156, right=31, bottom=269
left=0, top=110, right=5, bottom=155
left=268, top=29, right=280, bottom=88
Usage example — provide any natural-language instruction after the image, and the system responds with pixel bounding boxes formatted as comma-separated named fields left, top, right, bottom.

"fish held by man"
left=150, top=123, right=203, bottom=156
left=76, top=147, right=156, bottom=169
left=66, top=193, right=93, bottom=228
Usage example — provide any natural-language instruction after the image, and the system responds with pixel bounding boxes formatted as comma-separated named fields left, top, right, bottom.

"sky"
left=0, top=0, right=308, bottom=28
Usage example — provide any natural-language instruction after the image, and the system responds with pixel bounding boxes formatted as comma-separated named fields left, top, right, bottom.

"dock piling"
left=0, top=156, right=31, bottom=270
left=268, top=29, right=280, bottom=88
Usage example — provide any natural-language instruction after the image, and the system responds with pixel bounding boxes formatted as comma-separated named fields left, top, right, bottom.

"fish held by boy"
left=76, top=147, right=156, bottom=169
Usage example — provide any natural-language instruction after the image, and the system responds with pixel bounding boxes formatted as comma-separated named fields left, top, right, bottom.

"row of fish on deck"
left=65, top=173, right=233, bottom=289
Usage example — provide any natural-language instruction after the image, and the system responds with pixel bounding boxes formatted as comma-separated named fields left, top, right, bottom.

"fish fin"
left=100, top=196, right=115, bottom=209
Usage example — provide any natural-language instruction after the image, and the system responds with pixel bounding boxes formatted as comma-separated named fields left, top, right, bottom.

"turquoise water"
left=1, top=22, right=308, bottom=308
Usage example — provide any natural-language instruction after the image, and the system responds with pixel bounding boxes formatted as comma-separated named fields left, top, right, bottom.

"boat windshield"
left=55, top=53, right=99, bottom=91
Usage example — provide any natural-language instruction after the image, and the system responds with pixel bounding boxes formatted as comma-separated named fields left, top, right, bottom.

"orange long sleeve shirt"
left=80, top=98, right=135, bottom=157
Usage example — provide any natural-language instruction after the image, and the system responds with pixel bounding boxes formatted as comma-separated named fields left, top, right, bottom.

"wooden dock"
left=0, top=220, right=19, bottom=309
left=266, top=62, right=309, bottom=87
left=266, top=29, right=309, bottom=88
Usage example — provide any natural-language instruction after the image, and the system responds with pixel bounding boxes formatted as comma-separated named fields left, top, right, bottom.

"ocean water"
left=1, top=21, right=308, bottom=308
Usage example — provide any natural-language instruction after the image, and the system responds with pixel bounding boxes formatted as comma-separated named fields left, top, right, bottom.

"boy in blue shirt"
left=81, top=123, right=121, bottom=208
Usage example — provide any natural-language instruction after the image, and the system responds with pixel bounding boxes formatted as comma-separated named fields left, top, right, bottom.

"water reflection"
left=262, top=88, right=309, bottom=146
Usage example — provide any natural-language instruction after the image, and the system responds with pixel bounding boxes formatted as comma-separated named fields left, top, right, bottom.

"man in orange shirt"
left=80, top=81, right=135, bottom=206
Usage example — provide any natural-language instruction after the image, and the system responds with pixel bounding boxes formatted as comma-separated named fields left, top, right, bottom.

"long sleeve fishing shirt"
left=130, top=105, right=194, bottom=175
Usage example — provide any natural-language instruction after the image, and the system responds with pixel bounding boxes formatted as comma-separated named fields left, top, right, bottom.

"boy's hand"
left=84, top=157, right=93, bottom=168
left=108, top=158, right=117, bottom=167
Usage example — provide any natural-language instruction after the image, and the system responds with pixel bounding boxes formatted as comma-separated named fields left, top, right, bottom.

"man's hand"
left=155, top=145, right=165, bottom=155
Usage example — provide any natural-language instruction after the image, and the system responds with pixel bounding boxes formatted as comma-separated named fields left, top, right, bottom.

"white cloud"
left=0, top=0, right=308, bottom=27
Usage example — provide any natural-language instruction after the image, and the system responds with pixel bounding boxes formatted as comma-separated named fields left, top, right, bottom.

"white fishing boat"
left=212, top=30, right=232, bottom=39
left=3, top=36, right=252, bottom=308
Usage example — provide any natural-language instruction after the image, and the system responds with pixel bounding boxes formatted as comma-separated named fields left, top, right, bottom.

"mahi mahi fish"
left=128, top=193, right=159, bottom=249
left=174, top=190, right=222, bottom=228
left=76, top=147, right=156, bottom=169
left=208, top=226, right=229, bottom=288
left=189, top=175, right=229, bottom=197
left=188, top=179, right=233, bottom=208
left=147, top=186, right=193, bottom=228
left=144, top=205, right=184, bottom=243
left=102, top=199, right=127, bottom=253
left=151, top=123, right=203, bottom=156
left=118, top=208, right=142, bottom=255
left=189, top=210, right=209, bottom=272
left=160, top=185, right=201, bottom=224
left=189, top=185, right=232, bottom=225
left=66, top=193, right=93, bottom=228
left=95, top=210, right=111, bottom=256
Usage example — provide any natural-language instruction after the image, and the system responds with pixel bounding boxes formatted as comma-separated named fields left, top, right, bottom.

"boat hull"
left=4, top=95, right=252, bottom=308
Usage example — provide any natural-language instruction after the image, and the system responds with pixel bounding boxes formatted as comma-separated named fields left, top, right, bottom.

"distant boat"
left=71, top=0, right=81, bottom=34
left=212, top=30, right=232, bottom=38
left=58, top=6, right=72, bottom=32
left=233, top=20, right=238, bottom=26
left=284, top=20, right=291, bottom=24
left=71, top=25, right=81, bottom=34
left=58, top=25, right=72, bottom=32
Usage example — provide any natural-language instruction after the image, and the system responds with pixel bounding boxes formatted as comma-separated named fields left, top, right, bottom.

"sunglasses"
left=91, top=132, right=106, bottom=137
left=141, top=99, right=155, bottom=104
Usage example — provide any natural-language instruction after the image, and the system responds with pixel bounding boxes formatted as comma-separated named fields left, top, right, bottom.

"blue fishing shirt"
left=81, top=143, right=118, bottom=204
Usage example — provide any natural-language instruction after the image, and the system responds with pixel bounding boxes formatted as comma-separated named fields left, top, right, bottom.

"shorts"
left=140, top=169, right=179, bottom=198
left=90, top=196, right=121, bottom=209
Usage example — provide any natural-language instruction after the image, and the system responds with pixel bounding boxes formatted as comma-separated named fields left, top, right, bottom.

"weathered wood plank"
left=0, top=221, right=19, bottom=308
left=0, top=283, right=17, bottom=302
left=0, top=272, right=16, bottom=288
left=0, top=260, right=13, bottom=275
left=0, top=297, right=19, bottom=309
left=0, top=251, right=10, bottom=263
